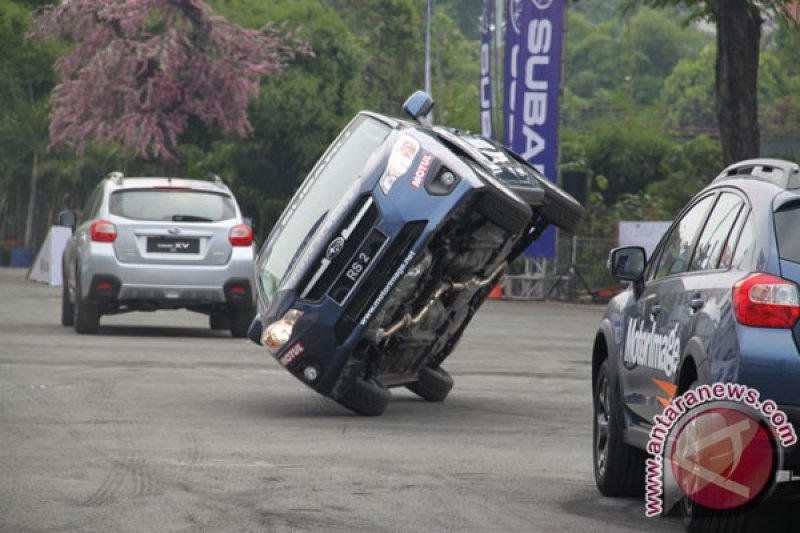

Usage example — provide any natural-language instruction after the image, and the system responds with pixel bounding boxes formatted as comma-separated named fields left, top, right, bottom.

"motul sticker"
left=279, top=342, right=305, bottom=367
left=411, top=153, right=434, bottom=188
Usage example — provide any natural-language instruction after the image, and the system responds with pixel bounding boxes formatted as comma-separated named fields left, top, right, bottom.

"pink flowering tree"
left=28, top=0, right=311, bottom=161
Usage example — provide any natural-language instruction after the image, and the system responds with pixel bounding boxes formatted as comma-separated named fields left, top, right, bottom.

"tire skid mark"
left=85, top=379, right=117, bottom=403
left=178, top=432, right=205, bottom=477
left=80, top=381, right=161, bottom=503
left=116, top=415, right=160, bottom=498
left=81, top=416, right=130, bottom=506
left=81, top=460, right=127, bottom=506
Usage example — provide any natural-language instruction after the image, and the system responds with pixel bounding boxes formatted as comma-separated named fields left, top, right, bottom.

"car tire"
left=593, top=359, right=646, bottom=497
left=406, top=366, right=454, bottom=402
left=476, top=179, right=532, bottom=235
left=681, top=495, right=751, bottom=533
left=534, top=176, right=584, bottom=233
left=209, top=312, right=230, bottom=330
left=74, top=276, right=100, bottom=335
left=61, top=275, right=75, bottom=327
left=337, top=377, right=391, bottom=416
left=230, top=306, right=255, bottom=338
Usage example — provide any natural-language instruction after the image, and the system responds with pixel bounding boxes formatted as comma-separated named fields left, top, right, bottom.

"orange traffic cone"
left=488, top=283, right=503, bottom=300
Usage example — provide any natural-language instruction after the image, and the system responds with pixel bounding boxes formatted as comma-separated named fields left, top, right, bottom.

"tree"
left=0, top=0, right=62, bottom=251
left=28, top=0, right=311, bottom=161
left=624, top=0, right=794, bottom=165
left=659, top=44, right=716, bottom=131
left=0, top=94, right=50, bottom=251
left=581, top=115, right=673, bottom=204
left=329, top=0, right=426, bottom=114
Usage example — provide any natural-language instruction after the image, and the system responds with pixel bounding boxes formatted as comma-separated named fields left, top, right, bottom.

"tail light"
left=229, top=224, right=253, bottom=247
left=733, top=273, right=800, bottom=328
left=90, top=220, right=117, bottom=243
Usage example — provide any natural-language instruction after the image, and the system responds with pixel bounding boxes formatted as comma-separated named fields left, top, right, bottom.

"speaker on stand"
left=546, top=170, right=591, bottom=300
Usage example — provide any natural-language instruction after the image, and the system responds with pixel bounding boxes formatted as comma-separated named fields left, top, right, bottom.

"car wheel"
left=593, top=359, right=646, bottom=496
left=476, top=178, right=532, bottom=234
left=337, top=377, right=391, bottom=416
left=406, top=365, right=454, bottom=402
left=73, top=276, right=100, bottom=334
left=61, top=275, right=75, bottom=327
left=682, top=494, right=751, bottom=533
left=230, top=306, right=255, bottom=338
left=209, top=312, right=230, bottom=330
left=534, top=176, right=584, bottom=233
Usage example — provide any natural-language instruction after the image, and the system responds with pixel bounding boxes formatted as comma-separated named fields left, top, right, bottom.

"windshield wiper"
left=172, top=214, right=213, bottom=222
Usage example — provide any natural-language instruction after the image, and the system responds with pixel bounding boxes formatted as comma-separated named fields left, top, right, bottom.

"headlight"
left=261, top=309, right=304, bottom=353
left=380, top=136, right=420, bottom=195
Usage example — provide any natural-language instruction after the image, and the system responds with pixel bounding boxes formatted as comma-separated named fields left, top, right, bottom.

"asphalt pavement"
left=0, top=268, right=712, bottom=532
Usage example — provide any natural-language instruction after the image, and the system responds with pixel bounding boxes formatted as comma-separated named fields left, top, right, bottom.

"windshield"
left=109, top=189, right=236, bottom=222
left=259, top=115, right=392, bottom=306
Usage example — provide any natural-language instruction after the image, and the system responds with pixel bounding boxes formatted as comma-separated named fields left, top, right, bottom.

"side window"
left=775, top=204, right=800, bottom=264
left=730, top=214, right=755, bottom=270
left=690, top=193, right=744, bottom=272
left=719, top=208, right=749, bottom=270
left=652, top=195, right=715, bottom=280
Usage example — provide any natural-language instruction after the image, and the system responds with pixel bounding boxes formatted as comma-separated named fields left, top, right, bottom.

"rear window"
left=775, top=204, right=800, bottom=263
left=109, top=189, right=236, bottom=222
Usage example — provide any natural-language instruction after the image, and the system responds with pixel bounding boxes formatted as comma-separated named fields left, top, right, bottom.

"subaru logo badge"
left=325, top=237, right=345, bottom=260
left=168, top=227, right=181, bottom=235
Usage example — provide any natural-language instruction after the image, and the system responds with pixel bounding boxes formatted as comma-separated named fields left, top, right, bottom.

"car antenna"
left=108, top=171, right=124, bottom=185
left=210, top=173, right=225, bottom=187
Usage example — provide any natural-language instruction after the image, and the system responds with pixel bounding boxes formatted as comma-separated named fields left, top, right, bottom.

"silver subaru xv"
left=59, top=172, right=256, bottom=336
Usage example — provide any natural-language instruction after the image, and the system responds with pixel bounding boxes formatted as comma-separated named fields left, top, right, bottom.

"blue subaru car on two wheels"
left=593, top=159, right=800, bottom=530
left=249, top=92, right=583, bottom=416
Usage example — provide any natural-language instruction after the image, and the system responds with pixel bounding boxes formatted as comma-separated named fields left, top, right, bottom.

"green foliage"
left=329, top=0, right=425, bottom=114
left=659, top=43, right=716, bottom=130
left=646, top=134, right=722, bottom=217
left=627, top=8, right=708, bottom=104
left=581, top=116, right=673, bottom=204
left=437, top=0, right=482, bottom=40
left=430, top=5, right=480, bottom=130
left=0, top=0, right=59, bottom=99
left=3, top=0, right=800, bottom=251
left=210, top=0, right=365, bottom=238
left=564, top=6, right=711, bottom=120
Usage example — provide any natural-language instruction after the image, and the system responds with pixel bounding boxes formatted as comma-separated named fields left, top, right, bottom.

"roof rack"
left=713, top=159, right=800, bottom=189
left=107, top=171, right=124, bottom=185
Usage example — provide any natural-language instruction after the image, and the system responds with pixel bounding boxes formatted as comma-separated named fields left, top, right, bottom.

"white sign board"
left=28, top=226, right=72, bottom=286
left=619, top=221, right=672, bottom=259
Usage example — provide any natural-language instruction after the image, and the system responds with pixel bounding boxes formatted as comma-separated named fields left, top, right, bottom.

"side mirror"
left=402, top=90, right=435, bottom=126
left=608, top=246, right=646, bottom=282
left=57, top=210, right=77, bottom=231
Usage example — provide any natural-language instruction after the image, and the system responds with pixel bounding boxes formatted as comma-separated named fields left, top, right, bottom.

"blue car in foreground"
left=249, top=91, right=583, bottom=415
left=593, top=159, right=800, bottom=530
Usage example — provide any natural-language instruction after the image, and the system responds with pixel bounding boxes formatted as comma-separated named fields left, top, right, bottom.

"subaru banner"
left=504, top=0, right=564, bottom=257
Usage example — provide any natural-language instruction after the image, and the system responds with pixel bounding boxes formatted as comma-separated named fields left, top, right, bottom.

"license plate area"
left=147, top=237, right=200, bottom=254
left=328, top=230, right=387, bottom=304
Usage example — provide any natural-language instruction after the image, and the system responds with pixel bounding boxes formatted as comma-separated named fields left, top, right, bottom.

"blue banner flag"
left=480, top=0, right=494, bottom=139
left=504, top=0, right=565, bottom=258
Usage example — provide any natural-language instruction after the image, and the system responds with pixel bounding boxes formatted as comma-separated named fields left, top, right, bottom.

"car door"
left=619, top=194, right=715, bottom=424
